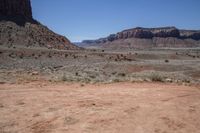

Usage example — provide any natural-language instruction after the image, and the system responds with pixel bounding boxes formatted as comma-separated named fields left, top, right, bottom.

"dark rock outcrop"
left=0, top=0, right=32, bottom=19
left=0, top=0, right=38, bottom=26
left=180, top=30, right=200, bottom=40
left=151, top=27, right=180, bottom=38
left=0, top=0, right=79, bottom=50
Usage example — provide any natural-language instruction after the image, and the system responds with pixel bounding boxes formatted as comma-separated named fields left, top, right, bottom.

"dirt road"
left=0, top=82, right=200, bottom=133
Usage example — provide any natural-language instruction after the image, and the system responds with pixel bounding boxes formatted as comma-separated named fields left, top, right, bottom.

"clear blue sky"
left=31, top=0, right=200, bottom=42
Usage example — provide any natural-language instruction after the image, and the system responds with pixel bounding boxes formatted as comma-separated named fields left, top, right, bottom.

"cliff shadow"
left=0, top=15, right=39, bottom=26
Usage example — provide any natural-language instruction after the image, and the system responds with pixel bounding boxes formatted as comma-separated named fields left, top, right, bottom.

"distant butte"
left=81, top=27, right=200, bottom=49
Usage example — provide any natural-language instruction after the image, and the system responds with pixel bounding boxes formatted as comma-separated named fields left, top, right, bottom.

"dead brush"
left=149, top=73, right=164, bottom=82
left=165, top=59, right=169, bottom=63
left=61, top=73, right=67, bottom=81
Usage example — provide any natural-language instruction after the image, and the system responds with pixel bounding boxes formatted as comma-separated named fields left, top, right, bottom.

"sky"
left=31, top=0, right=200, bottom=42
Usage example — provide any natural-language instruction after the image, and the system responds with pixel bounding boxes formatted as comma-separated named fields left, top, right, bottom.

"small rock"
left=31, top=71, right=39, bottom=76
left=0, top=81, right=6, bottom=84
left=0, top=103, right=4, bottom=108
left=144, top=78, right=151, bottom=82
left=166, top=78, right=173, bottom=83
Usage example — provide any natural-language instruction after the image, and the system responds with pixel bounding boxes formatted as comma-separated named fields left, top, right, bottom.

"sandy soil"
left=0, top=82, right=200, bottom=133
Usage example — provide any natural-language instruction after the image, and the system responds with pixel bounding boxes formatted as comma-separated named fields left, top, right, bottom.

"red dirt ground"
left=0, top=82, right=200, bottom=133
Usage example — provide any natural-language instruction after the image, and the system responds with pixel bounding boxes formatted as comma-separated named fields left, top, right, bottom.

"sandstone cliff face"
left=0, top=0, right=32, bottom=19
left=0, top=0, right=79, bottom=50
left=81, top=27, right=200, bottom=49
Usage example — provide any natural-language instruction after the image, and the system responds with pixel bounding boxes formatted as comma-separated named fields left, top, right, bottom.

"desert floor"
left=0, top=81, right=200, bottom=133
left=1, top=47, right=200, bottom=84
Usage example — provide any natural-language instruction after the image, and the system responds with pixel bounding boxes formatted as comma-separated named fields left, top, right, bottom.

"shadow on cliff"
left=0, top=15, right=39, bottom=26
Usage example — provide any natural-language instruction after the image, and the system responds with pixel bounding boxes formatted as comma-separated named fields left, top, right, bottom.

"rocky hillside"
left=81, top=27, right=200, bottom=49
left=0, top=0, right=79, bottom=50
